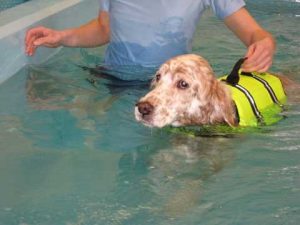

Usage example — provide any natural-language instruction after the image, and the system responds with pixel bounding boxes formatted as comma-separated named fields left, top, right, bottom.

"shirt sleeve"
left=99, top=0, right=110, bottom=11
left=205, top=0, right=246, bottom=20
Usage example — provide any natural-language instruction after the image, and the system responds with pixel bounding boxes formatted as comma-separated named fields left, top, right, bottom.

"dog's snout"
left=136, top=101, right=154, bottom=116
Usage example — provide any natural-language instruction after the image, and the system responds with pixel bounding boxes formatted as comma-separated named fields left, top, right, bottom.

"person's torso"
left=105, top=0, right=207, bottom=67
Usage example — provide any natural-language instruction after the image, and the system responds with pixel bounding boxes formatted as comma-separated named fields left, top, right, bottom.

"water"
left=0, top=0, right=28, bottom=11
left=0, top=0, right=300, bottom=224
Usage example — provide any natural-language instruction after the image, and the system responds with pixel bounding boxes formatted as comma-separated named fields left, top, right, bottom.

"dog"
left=135, top=54, right=297, bottom=128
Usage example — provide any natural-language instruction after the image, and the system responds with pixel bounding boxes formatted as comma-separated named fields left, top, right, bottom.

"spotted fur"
left=135, top=54, right=236, bottom=127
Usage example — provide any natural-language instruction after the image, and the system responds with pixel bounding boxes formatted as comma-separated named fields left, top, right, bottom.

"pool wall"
left=0, top=0, right=99, bottom=84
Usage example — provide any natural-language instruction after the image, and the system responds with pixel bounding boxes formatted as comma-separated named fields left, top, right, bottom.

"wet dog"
left=135, top=54, right=297, bottom=128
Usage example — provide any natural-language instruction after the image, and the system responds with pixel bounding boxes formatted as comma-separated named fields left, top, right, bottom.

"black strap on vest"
left=232, top=83, right=264, bottom=124
left=226, top=58, right=246, bottom=85
left=241, top=72, right=283, bottom=107
left=225, top=58, right=264, bottom=125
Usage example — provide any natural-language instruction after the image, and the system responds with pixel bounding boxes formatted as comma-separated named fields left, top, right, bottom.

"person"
left=25, top=0, right=276, bottom=78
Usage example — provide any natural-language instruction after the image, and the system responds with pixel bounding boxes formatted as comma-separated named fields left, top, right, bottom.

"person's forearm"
left=247, top=29, right=275, bottom=47
left=225, top=8, right=276, bottom=72
left=225, top=8, right=275, bottom=48
left=59, top=18, right=110, bottom=48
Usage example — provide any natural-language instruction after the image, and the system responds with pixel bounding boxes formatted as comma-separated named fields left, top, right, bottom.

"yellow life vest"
left=219, top=72, right=287, bottom=126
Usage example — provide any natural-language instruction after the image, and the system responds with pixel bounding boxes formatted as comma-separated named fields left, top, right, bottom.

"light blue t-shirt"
left=98, top=0, right=245, bottom=79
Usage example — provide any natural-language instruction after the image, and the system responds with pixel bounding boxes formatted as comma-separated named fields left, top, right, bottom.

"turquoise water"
left=0, top=0, right=300, bottom=224
left=0, top=0, right=28, bottom=11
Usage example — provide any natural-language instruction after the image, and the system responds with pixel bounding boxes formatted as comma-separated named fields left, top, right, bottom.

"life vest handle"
left=226, top=58, right=247, bottom=85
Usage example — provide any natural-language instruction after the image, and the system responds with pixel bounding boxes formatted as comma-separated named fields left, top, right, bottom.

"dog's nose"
left=136, top=101, right=154, bottom=116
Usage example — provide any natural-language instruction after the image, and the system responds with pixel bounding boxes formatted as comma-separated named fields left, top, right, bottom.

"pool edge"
left=0, top=0, right=99, bottom=84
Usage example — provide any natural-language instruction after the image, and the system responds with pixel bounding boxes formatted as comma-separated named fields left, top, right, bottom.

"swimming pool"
left=0, top=0, right=299, bottom=224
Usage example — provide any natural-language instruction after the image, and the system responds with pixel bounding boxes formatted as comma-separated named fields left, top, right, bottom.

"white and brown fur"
left=135, top=54, right=298, bottom=128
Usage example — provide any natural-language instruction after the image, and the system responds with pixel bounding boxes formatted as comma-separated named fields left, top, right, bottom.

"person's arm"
left=25, top=11, right=110, bottom=56
left=224, top=7, right=276, bottom=72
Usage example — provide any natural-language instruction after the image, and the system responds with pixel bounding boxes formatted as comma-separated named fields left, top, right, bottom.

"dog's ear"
left=210, top=81, right=237, bottom=127
left=223, top=105, right=238, bottom=127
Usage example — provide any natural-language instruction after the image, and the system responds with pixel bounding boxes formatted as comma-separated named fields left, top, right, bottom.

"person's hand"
left=242, top=36, right=276, bottom=73
left=25, top=26, right=63, bottom=56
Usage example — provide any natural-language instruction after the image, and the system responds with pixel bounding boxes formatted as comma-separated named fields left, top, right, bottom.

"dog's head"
left=135, top=54, right=236, bottom=128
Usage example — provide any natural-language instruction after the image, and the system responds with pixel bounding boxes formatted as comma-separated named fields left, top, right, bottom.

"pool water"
left=0, top=0, right=28, bottom=11
left=0, top=0, right=300, bottom=224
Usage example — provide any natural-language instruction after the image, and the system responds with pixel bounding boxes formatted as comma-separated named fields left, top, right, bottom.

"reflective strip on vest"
left=219, top=72, right=287, bottom=126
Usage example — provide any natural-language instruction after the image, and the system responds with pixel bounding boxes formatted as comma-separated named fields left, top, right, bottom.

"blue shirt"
left=98, top=0, right=245, bottom=80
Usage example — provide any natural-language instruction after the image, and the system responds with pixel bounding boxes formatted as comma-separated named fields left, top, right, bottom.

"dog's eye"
left=177, top=80, right=189, bottom=89
left=156, top=73, right=161, bottom=82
